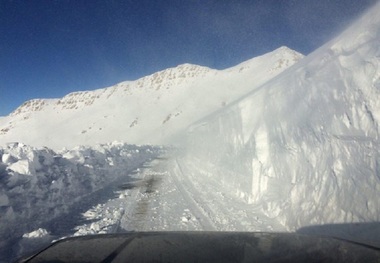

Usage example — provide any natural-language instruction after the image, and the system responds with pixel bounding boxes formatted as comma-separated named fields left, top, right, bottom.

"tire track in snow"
left=174, top=159, right=242, bottom=230
left=177, top=158, right=286, bottom=231
left=169, top=160, right=217, bottom=231
left=121, top=173, right=162, bottom=231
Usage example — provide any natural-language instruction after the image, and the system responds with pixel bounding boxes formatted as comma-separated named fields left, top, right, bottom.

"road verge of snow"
left=0, top=141, right=163, bottom=261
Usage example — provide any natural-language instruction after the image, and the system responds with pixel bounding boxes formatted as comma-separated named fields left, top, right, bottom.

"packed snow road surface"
left=72, top=156, right=285, bottom=236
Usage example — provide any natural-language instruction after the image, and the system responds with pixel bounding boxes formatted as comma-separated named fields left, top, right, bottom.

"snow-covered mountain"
left=181, top=1, right=380, bottom=232
left=0, top=47, right=303, bottom=150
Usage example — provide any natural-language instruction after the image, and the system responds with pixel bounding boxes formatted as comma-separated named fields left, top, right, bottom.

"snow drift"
left=181, top=2, right=380, bottom=231
left=0, top=142, right=161, bottom=249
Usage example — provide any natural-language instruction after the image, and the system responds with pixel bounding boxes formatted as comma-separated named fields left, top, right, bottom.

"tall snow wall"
left=181, top=2, right=380, bottom=230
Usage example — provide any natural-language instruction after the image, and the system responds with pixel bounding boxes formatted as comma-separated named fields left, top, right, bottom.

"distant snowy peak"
left=2, top=46, right=304, bottom=149
left=227, top=46, right=304, bottom=74
left=276, top=45, right=304, bottom=58
left=268, top=46, right=304, bottom=71
left=128, top=63, right=214, bottom=91
left=9, top=47, right=302, bottom=118
left=9, top=64, right=214, bottom=117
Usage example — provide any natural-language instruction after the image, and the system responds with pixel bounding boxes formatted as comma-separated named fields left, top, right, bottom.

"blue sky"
left=0, top=0, right=378, bottom=116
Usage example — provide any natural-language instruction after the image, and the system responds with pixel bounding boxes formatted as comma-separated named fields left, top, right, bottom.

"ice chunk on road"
left=7, top=159, right=34, bottom=175
left=22, top=228, right=49, bottom=238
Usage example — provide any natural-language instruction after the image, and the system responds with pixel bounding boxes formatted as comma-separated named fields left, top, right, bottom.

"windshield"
left=1, top=1, right=380, bottom=262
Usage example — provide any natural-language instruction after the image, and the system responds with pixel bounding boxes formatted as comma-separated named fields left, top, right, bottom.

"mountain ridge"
left=0, top=46, right=303, bottom=149
left=8, top=46, right=302, bottom=118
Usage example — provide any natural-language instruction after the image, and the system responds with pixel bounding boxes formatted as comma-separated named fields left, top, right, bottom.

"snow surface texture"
left=0, top=47, right=303, bottom=150
left=180, top=1, right=380, bottom=233
left=0, top=142, right=162, bottom=261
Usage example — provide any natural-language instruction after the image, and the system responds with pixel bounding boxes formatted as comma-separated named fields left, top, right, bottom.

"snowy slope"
left=0, top=47, right=302, bottom=150
left=181, top=2, right=380, bottom=231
